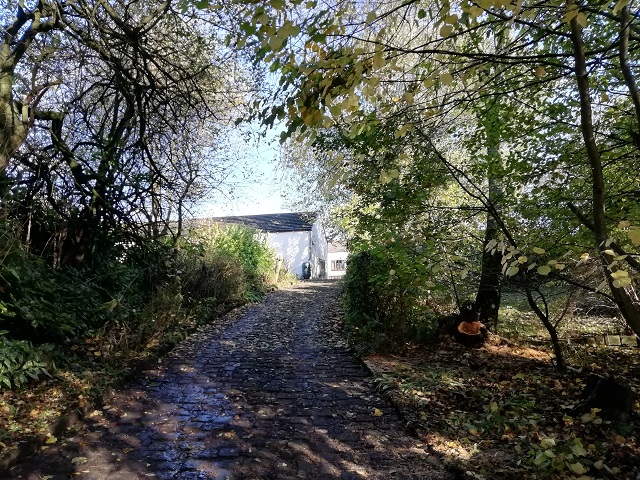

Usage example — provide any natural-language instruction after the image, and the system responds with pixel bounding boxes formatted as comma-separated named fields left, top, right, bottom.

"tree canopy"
left=222, top=0, right=640, bottom=341
left=2, top=0, right=257, bottom=264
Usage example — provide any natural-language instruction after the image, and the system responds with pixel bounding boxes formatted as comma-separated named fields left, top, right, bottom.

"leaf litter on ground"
left=365, top=340, right=639, bottom=480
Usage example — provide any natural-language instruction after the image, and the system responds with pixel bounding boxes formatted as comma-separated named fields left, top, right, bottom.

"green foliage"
left=343, top=250, right=439, bottom=352
left=97, top=280, right=187, bottom=362
left=180, top=249, right=248, bottom=317
left=0, top=231, right=109, bottom=342
left=185, top=224, right=279, bottom=301
left=0, top=336, right=57, bottom=389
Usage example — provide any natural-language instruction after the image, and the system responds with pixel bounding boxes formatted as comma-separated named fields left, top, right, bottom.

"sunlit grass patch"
left=499, top=289, right=627, bottom=343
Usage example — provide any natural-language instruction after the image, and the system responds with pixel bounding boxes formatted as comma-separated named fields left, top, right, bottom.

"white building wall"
left=327, top=251, right=349, bottom=278
left=267, top=231, right=310, bottom=278
left=265, top=221, right=328, bottom=279
left=310, top=221, right=328, bottom=278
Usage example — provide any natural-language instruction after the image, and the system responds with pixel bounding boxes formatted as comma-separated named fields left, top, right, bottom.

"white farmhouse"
left=327, top=242, right=348, bottom=279
left=206, top=212, right=328, bottom=279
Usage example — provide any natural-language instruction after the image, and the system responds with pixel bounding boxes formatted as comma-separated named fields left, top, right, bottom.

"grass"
left=498, top=289, right=629, bottom=341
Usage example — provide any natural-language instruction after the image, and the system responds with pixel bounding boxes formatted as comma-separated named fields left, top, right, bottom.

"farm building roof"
left=202, top=212, right=317, bottom=233
left=328, top=242, right=347, bottom=253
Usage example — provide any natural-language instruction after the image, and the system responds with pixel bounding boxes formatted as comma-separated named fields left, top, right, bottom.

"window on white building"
left=331, top=260, right=346, bottom=271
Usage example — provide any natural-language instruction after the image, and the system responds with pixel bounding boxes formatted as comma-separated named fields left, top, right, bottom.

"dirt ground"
left=364, top=337, right=640, bottom=480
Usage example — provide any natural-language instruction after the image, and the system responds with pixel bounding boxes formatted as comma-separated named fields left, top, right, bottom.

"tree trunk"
left=0, top=71, right=28, bottom=173
left=526, top=289, right=565, bottom=372
left=475, top=176, right=502, bottom=332
left=1, top=4, right=60, bottom=173
left=619, top=5, right=640, bottom=133
left=570, top=14, right=640, bottom=338
left=475, top=97, right=503, bottom=332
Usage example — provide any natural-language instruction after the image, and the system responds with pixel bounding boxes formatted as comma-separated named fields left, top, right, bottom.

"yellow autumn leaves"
left=619, top=220, right=640, bottom=246
left=379, top=169, right=399, bottom=184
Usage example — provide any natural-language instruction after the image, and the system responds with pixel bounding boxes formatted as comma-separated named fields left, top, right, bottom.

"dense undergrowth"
left=342, top=250, right=442, bottom=352
left=0, top=217, right=291, bottom=447
left=342, top=246, right=633, bottom=355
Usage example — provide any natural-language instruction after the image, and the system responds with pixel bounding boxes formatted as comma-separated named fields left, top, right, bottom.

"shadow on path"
left=7, top=281, right=453, bottom=480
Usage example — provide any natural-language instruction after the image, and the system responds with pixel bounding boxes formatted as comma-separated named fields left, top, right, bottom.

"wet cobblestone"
left=8, top=281, right=451, bottom=480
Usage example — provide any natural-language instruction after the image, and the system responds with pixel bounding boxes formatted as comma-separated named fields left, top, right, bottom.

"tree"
left=225, top=0, right=640, bottom=339
left=2, top=0, right=255, bottom=265
left=1, top=1, right=62, bottom=172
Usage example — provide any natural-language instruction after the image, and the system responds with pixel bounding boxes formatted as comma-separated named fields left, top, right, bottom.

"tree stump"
left=574, top=374, right=635, bottom=422
left=454, top=319, right=489, bottom=347
left=450, top=302, right=488, bottom=348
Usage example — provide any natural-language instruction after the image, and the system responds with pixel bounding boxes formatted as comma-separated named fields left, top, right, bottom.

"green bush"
left=343, top=249, right=440, bottom=352
left=0, top=242, right=108, bottom=342
left=180, top=251, right=247, bottom=317
left=0, top=221, right=171, bottom=370
left=185, top=224, right=278, bottom=300
left=0, top=335, right=57, bottom=389
left=97, top=280, right=187, bottom=362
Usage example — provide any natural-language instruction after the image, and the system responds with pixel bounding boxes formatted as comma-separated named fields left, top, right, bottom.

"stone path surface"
left=8, top=281, right=453, bottom=480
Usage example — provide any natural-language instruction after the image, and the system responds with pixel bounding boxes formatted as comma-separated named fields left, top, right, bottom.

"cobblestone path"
left=8, top=281, right=452, bottom=480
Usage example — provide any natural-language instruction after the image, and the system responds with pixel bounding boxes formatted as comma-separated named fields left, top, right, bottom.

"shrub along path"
left=8, top=281, right=454, bottom=480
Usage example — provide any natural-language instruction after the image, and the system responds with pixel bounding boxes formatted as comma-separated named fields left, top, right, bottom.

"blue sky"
left=196, top=125, right=293, bottom=217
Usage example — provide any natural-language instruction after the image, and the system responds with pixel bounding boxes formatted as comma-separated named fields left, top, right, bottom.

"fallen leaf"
left=572, top=444, right=587, bottom=456
left=569, top=462, right=587, bottom=474
left=540, top=437, right=555, bottom=448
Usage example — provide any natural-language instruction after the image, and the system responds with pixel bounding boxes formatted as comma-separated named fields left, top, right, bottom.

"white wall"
left=266, top=221, right=328, bottom=279
left=267, top=231, right=310, bottom=278
left=310, top=221, right=328, bottom=278
left=327, top=250, right=349, bottom=278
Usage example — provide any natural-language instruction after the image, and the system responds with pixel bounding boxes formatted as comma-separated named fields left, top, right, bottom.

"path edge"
left=0, top=301, right=255, bottom=477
